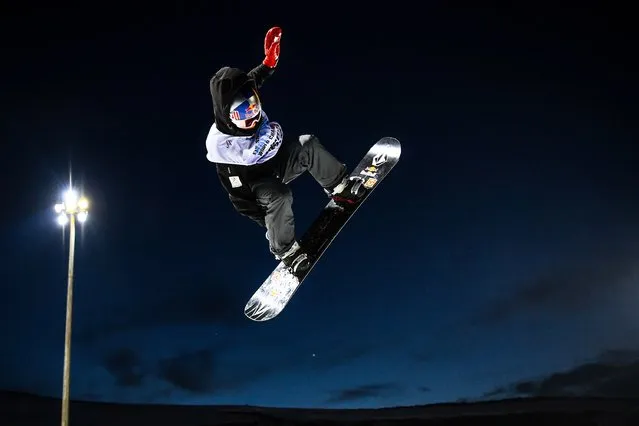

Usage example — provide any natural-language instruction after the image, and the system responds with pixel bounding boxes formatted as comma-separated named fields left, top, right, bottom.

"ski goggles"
left=230, top=87, right=261, bottom=129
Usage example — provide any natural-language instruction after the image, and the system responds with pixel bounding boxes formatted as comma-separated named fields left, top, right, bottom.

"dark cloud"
left=102, top=348, right=144, bottom=387
left=205, top=341, right=377, bottom=392
left=75, top=271, right=246, bottom=343
left=325, top=382, right=402, bottom=404
left=484, top=349, right=639, bottom=399
left=598, top=349, right=639, bottom=365
left=157, top=349, right=215, bottom=394
left=217, top=337, right=376, bottom=388
left=474, top=247, right=639, bottom=325
left=408, top=243, right=639, bottom=366
left=95, top=336, right=377, bottom=400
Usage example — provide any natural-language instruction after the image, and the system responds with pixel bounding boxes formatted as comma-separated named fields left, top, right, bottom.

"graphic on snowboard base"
left=244, top=137, right=401, bottom=321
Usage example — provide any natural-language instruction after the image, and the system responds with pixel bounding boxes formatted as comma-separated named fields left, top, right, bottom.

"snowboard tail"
left=244, top=137, right=401, bottom=321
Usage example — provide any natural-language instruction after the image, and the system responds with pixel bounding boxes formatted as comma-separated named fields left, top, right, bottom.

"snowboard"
left=244, top=136, right=402, bottom=321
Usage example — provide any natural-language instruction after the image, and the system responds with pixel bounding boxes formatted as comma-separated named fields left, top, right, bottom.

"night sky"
left=1, top=3, right=638, bottom=409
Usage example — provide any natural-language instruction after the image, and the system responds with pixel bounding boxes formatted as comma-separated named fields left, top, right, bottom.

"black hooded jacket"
left=209, top=63, right=276, bottom=227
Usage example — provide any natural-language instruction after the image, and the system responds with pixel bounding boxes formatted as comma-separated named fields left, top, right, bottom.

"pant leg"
left=251, top=177, right=295, bottom=257
left=252, top=134, right=346, bottom=257
left=275, top=134, right=347, bottom=189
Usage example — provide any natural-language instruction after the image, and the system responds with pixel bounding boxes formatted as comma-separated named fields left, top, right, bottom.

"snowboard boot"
left=324, top=173, right=366, bottom=204
left=275, top=240, right=310, bottom=274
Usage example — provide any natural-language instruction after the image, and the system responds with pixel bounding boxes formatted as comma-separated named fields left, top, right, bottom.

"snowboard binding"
left=245, top=137, right=401, bottom=322
left=331, top=175, right=367, bottom=206
left=277, top=241, right=311, bottom=274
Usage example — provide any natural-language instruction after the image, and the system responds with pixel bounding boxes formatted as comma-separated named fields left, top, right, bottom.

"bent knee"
left=272, top=185, right=292, bottom=203
left=298, top=134, right=319, bottom=146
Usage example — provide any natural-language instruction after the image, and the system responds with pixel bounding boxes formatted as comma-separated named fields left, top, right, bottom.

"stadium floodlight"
left=54, top=186, right=90, bottom=426
left=55, top=188, right=89, bottom=226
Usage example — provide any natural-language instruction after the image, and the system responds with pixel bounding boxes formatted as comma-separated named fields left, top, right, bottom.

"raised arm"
left=247, top=26, right=282, bottom=89
left=247, top=63, right=274, bottom=89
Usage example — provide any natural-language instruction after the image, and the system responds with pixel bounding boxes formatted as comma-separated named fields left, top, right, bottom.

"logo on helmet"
left=230, top=87, right=262, bottom=129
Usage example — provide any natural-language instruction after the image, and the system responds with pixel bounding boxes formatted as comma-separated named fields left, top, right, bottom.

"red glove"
left=263, top=27, right=282, bottom=68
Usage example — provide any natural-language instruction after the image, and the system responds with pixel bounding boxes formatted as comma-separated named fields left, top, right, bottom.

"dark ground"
left=3, top=391, right=638, bottom=425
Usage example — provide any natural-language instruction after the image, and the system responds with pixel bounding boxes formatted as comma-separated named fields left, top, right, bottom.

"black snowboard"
left=244, top=137, right=402, bottom=321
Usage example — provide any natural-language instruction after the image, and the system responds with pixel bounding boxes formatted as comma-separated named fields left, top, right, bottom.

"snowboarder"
left=205, top=27, right=354, bottom=274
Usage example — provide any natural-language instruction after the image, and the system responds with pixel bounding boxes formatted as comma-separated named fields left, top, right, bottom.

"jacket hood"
left=209, top=66, right=260, bottom=137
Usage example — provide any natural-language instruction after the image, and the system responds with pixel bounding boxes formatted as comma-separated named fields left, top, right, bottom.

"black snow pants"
left=251, top=134, right=346, bottom=258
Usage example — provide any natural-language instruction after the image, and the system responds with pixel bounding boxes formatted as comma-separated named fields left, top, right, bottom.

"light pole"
left=54, top=188, right=89, bottom=426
